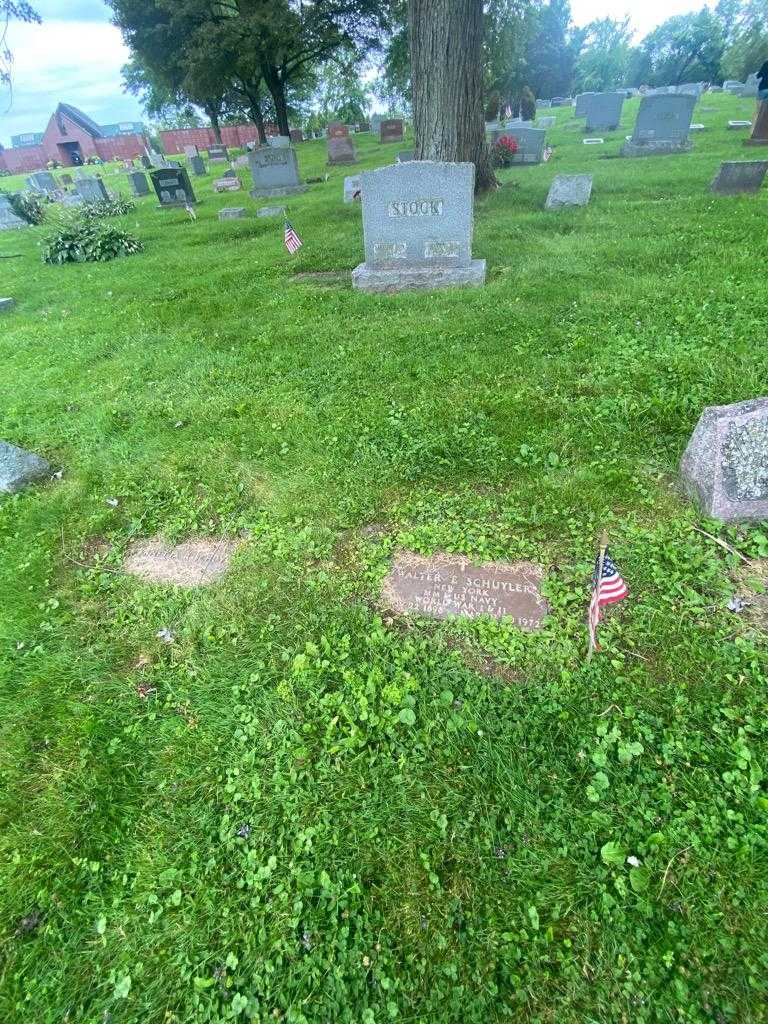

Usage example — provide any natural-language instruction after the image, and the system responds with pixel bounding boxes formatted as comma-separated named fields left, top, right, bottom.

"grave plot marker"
left=150, top=166, right=198, bottom=208
left=248, top=146, right=307, bottom=198
left=710, top=160, right=768, bottom=195
left=545, top=174, right=593, bottom=209
left=622, top=94, right=696, bottom=156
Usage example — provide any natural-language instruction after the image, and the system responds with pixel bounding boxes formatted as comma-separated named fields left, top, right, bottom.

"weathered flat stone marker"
left=214, top=177, right=242, bottom=192
left=545, top=174, right=593, bottom=209
left=0, top=298, right=17, bottom=313
left=352, top=160, right=485, bottom=294
left=0, top=195, right=27, bottom=230
left=583, top=137, right=604, bottom=145
left=219, top=207, right=247, bottom=219
left=681, top=397, right=768, bottom=522
left=124, top=537, right=241, bottom=587
left=0, top=441, right=52, bottom=494
left=710, top=160, right=768, bottom=195
left=382, top=552, right=548, bottom=629
left=257, top=205, right=286, bottom=217
left=728, top=120, right=752, bottom=130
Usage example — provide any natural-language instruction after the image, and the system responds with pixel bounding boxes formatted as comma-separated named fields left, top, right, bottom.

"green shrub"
left=80, top=195, right=136, bottom=218
left=41, top=219, right=143, bottom=265
left=1, top=189, right=46, bottom=224
left=520, top=85, right=536, bottom=121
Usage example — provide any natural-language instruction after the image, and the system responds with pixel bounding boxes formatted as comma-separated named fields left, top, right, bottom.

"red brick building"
left=0, top=104, right=147, bottom=175
left=159, top=123, right=280, bottom=154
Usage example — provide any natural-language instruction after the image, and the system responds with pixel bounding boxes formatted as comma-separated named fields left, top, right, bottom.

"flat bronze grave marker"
left=382, top=551, right=548, bottom=630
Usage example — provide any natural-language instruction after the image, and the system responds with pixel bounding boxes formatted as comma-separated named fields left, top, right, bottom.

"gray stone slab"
left=126, top=171, right=150, bottom=196
left=0, top=441, right=52, bottom=494
left=583, top=91, right=624, bottom=131
left=681, top=397, right=768, bottom=522
left=343, top=175, right=362, bottom=203
left=710, top=160, right=768, bottom=195
left=545, top=173, right=593, bottom=210
left=0, top=194, right=27, bottom=230
left=327, top=135, right=357, bottom=165
left=26, top=171, right=57, bottom=194
left=623, top=94, right=696, bottom=156
left=150, top=166, right=197, bottom=207
left=352, top=160, right=485, bottom=294
left=183, top=145, right=199, bottom=159
left=190, top=155, right=206, bottom=176
left=574, top=93, right=596, bottom=117
left=248, top=146, right=307, bottom=198
left=218, top=207, right=247, bottom=219
left=75, top=176, right=109, bottom=202
left=257, top=205, right=286, bottom=217
left=743, top=73, right=759, bottom=98
left=536, top=116, right=555, bottom=129
left=381, top=551, right=548, bottom=629
left=0, top=298, right=16, bottom=313
left=208, top=145, right=229, bottom=162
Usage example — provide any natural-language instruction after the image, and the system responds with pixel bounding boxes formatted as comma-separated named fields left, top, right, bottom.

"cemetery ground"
left=1, top=92, right=767, bottom=1024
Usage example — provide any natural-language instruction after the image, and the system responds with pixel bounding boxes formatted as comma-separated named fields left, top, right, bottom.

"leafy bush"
left=1, top=189, right=46, bottom=224
left=80, top=195, right=136, bottom=218
left=491, top=134, right=519, bottom=168
left=41, top=219, right=143, bottom=265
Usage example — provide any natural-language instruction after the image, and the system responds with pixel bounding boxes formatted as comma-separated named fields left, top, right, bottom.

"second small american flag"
left=284, top=220, right=303, bottom=254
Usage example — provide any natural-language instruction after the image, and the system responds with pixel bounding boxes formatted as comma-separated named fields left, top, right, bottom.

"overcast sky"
left=0, top=0, right=711, bottom=147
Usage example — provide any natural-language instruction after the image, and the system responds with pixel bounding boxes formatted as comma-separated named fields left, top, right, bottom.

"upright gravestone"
left=574, top=92, right=596, bottom=118
left=328, top=135, right=357, bottom=165
left=723, top=80, right=744, bottom=95
left=370, top=114, right=383, bottom=135
left=27, top=171, right=57, bottom=194
left=289, top=129, right=304, bottom=143
left=0, top=194, right=27, bottom=230
left=183, top=144, right=199, bottom=159
left=150, top=166, right=197, bottom=207
left=247, top=146, right=307, bottom=198
left=499, top=126, right=547, bottom=164
left=351, top=161, right=485, bottom=294
left=536, top=99, right=552, bottom=109
left=327, top=122, right=348, bottom=138
left=75, top=176, right=109, bottom=202
left=622, top=94, right=696, bottom=156
left=745, top=102, right=768, bottom=146
left=190, top=155, right=206, bottom=176
left=544, top=174, right=593, bottom=210
left=710, top=160, right=768, bottom=194
left=208, top=145, right=228, bottom=163
left=140, top=154, right=152, bottom=170
left=0, top=441, right=52, bottom=494
left=380, top=119, right=404, bottom=143
left=584, top=92, right=624, bottom=131
left=681, top=397, right=768, bottom=522
left=743, top=73, right=759, bottom=98
left=126, top=171, right=150, bottom=196
left=268, top=135, right=291, bottom=148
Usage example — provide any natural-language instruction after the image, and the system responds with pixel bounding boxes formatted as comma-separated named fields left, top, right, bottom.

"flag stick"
left=587, top=530, right=609, bottom=662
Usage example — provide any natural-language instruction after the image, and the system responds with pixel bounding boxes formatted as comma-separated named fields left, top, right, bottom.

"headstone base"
left=257, top=205, right=287, bottom=217
left=621, top=139, right=692, bottom=157
left=218, top=207, right=247, bottom=219
left=352, top=260, right=486, bottom=294
left=249, top=184, right=308, bottom=199
left=156, top=200, right=199, bottom=209
left=327, top=158, right=358, bottom=166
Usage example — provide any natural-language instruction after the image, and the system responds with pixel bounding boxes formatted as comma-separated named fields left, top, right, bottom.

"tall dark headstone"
left=150, top=166, right=197, bottom=207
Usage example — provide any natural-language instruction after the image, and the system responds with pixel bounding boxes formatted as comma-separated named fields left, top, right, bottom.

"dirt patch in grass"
left=731, top=559, right=768, bottom=631
left=123, top=536, right=242, bottom=587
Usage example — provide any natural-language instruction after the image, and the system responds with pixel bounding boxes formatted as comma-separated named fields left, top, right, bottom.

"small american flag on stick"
left=587, top=532, right=629, bottom=658
left=284, top=219, right=303, bottom=254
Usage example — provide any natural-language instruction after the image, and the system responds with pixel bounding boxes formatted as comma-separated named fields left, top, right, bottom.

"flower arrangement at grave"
left=492, top=134, right=519, bottom=168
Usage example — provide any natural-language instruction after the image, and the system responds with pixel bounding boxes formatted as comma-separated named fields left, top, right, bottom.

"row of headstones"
left=3, top=394, right=766, bottom=524
left=326, top=120, right=405, bottom=165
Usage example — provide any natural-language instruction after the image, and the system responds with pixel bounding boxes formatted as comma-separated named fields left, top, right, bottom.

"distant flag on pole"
left=504, top=104, right=512, bottom=118
left=284, top=219, right=303, bottom=254
left=587, top=537, right=629, bottom=656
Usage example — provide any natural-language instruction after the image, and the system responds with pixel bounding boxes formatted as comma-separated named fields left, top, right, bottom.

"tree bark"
left=263, top=64, right=290, bottom=137
left=243, top=90, right=267, bottom=144
left=206, top=104, right=223, bottom=144
left=409, top=0, right=496, bottom=193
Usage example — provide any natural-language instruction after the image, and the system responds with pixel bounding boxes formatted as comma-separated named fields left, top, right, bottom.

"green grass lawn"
left=1, top=93, right=767, bottom=1024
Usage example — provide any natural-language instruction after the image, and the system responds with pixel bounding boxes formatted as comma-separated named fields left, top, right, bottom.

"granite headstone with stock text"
left=622, top=94, right=696, bottom=156
left=150, top=166, right=197, bottom=207
left=75, top=176, right=109, bottom=202
left=352, top=160, right=486, bottom=294
left=381, top=552, right=549, bottom=630
left=208, top=145, right=228, bottom=162
left=248, top=145, right=307, bottom=198
left=190, top=155, right=206, bottom=176
left=583, top=91, right=624, bottom=131
left=710, top=160, right=768, bottom=195
left=681, top=397, right=768, bottom=522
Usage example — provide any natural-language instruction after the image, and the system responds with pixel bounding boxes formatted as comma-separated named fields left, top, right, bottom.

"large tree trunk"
left=263, top=64, right=291, bottom=137
left=205, top=103, right=223, bottom=144
left=409, top=0, right=496, bottom=192
left=245, top=90, right=267, bottom=144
